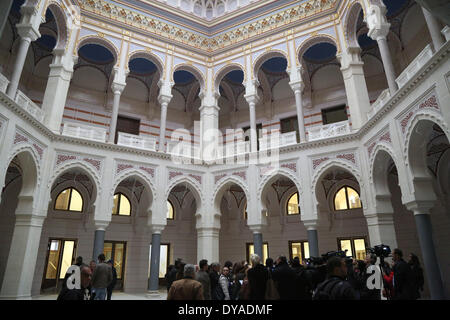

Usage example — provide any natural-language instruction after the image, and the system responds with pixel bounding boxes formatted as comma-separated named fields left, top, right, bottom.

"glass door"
left=103, top=241, right=127, bottom=290
left=41, top=238, right=77, bottom=291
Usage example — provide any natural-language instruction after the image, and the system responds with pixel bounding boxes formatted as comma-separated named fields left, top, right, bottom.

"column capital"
left=16, top=24, right=39, bottom=42
left=111, top=81, right=126, bottom=95
left=364, top=212, right=395, bottom=226
left=302, top=218, right=318, bottom=230
left=248, top=224, right=264, bottom=234
left=14, top=214, right=46, bottom=227
left=244, top=93, right=260, bottom=107
left=366, top=4, right=391, bottom=41
left=158, top=93, right=173, bottom=106
left=404, top=200, right=434, bottom=215
left=150, top=224, right=165, bottom=234
left=158, top=78, right=174, bottom=96
left=197, top=226, right=220, bottom=237
left=94, top=220, right=110, bottom=231
left=287, top=65, right=303, bottom=83
left=244, top=78, right=259, bottom=96
left=289, top=79, right=304, bottom=94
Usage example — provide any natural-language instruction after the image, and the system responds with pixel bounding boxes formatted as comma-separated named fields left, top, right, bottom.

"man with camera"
left=312, top=256, right=358, bottom=300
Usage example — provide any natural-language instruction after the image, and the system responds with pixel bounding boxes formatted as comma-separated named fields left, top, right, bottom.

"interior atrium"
left=0, top=0, right=449, bottom=300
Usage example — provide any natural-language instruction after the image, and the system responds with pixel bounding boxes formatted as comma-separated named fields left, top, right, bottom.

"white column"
left=365, top=212, right=398, bottom=249
left=158, top=95, right=171, bottom=152
left=303, top=219, right=320, bottom=257
left=42, top=50, right=76, bottom=133
left=7, top=36, right=33, bottom=98
left=421, top=7, right=445, bottom=51
left=337, top=47, right=371, bottom=130
left=367, top=3, right=398, bottom=95
left=108, top=82, right=125, bottom=143
left=289, top=80, right=306, bottom=142
left=244, top=81, right=259, bottom=153
left=0, top=214, right=45, bottom=299
left=197, top=227, right=220, bottom=262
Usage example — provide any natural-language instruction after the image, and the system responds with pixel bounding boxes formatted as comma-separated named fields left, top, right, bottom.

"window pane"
left=340, top=240, right=352, bottom=258
left=287, top=193, right=299, bottom=215
left=263, top=244, right=268, bottom=264
left=322, top=105, right=347, bottom=125
left=160, top=245, right=168, bottom=278
left=334, top=187, right=348, bottom=210
left=354, top=239, right=366, bottom=261
left=112, top=194, right=119, bottom=215
left=55, top=189, right=71, bottom=210
left=114, top=243, right=124, bottom=279
left=45, top=240, right=61, bottom=279
left=347, top=187, right=362, bottom=209
left=119, top=194, right=131, bottom=215
left=167, top=201, right=174, bottom=219
left=290, top=242, right=302, bottom=261
left=103, top=242, right=113, bottom=263
left=303, top=242, right=310, bottom=260
left=69, top=189, right=83, bottom=212
left=59, top=241, right=75, bottom=279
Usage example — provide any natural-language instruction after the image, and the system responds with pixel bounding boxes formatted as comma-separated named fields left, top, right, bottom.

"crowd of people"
left=166, top=248, right=425, bottom=300
left=57, top=254, right=118, bottom=300
left=56, top=247, right=424, bottom=300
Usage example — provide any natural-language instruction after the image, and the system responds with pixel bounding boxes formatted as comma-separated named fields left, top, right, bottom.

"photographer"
left=312, top=256, right=358, bottom=300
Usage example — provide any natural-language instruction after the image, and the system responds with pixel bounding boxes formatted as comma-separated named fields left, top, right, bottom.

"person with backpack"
left=408, top=253, right=424, bottom=300
left=312, top=256, right=358, bottom=300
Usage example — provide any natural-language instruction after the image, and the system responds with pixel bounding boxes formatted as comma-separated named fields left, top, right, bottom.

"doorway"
left=103, top=241, right=127, bottom=290
left=41, top=238, right=77, bottom=292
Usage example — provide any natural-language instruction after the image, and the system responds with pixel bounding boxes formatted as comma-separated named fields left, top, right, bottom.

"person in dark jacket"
left=165, top=258, right=182, bottom=291
left=209, top=263, right=221, bottom=300
left=91, top=254, right=112, bottom=300
left=106, top=260, right=118, bottom=300
left=392, top=248, right=411, bottom=300
left=313, top=257, right=357, bottom=300
left=271, top=256, right=297, bottom=300
left=57, top=264, right=92, bottom=300
left=291, top=257, right=311, bottom=300
left=247, top=254, right=269, bottom=300
left=408, top=253, right=424, bottom=300
left=265, top=258, right=274, bottom=273
left=232, top=262, right=246, bottom=300
left=196, top=259, right=211, bottom=300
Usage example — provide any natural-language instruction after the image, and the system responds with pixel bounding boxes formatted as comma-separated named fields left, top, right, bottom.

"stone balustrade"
left=117, top=132, right=156, bottom=151
left=368, top=89, right=391, bottom=118
left=0, top=72, right=9, bottom=94
left=396, top=44, right=433, bottom=89
left=15, top=90, right=44, bottom=122
left=62, top=121, right=107, bottom=142
left=307, top=120, right=350, bottom=141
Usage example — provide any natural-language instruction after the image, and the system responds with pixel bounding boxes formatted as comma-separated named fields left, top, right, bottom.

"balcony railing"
left=396, top=44, right=433, bottom=89
left=368, top=89, right=391, bottom=118
left=0, top=72, right=9, bottom=94
left=307, top=120, right=350, bottom=141
left=221, top=140, right=250, bottom=157
left=62, top=122, right=107, bottom=142
left=167, top=140, right=200, bottom=159
left=259, top=131, right=297, bottom=150
left=14, top=90, right=44, bottom=122
left=117, top=132, right=156, bottom=151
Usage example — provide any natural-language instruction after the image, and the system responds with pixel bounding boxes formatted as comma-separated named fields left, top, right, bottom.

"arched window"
left=167, top=200, right=174, bottom=220
left=287, top=192, right=300, bottom=215
left=334, top=186, right=362, bottom=211
left=54, top=188, right=83, bottom=212
left=112, top=193, right=131, bottom=216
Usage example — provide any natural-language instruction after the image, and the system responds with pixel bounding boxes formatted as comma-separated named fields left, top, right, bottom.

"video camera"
left=367, top=244, right=391, bottom=258
left=321, top=250, right=348, bottom=261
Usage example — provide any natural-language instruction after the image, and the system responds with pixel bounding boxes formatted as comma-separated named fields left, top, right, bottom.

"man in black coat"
left=392, top=248, right=412, bottom=300
left=106, top=260, right=118, bottom=300
left=165, top=258, right=182, bottom=291
left=57, top=264, right=92, bottom=300
left=271, top=256, right=297, bottom=300
left=247, top=254, right=270, bottom=300
left=209, top=263, right=221, bottom=300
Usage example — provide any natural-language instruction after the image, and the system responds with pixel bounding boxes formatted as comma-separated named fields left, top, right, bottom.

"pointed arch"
left=253, top=50, right=288, bottom=79
left=212, top=175, right=250, bottom=212
left=76, top=36, right=119, bottom=65
left=45, top=2, right=69, bottom=51
left=127, top=50, right=164, bottom=76
left=214, top=63, right=245, bottom=92
left=172, top=64, right=206, bottom=91
left=297, top=34, right=339, bottom=63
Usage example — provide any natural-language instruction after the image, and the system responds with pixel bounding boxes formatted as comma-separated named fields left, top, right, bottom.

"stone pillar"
left=92, top=221, right=109, bottom=261
left=7, top=36, right=34, bottom=98
left=108, top=81, right=126, bottom=143
left=407, top=204, right=445, bottom=299
left=365, top=212, right=398, bottom=249
left=148, top=225, right=164, bottom=294
left=42, top=50, right=76, bottom=133
left=289, top=80, right=306, bottom=142
left=244, top=79, right=260, bottom=153
left=338, top=47, right=371, bottom=130
left=0, top=0, right=13, bottom=38
left=197, top=227, right=220, bottom=263
left=421, top=7, right=445, bottom=51
left=252, top=232, right=263, bottom=260
left=158, top=96, right=170, bottom=152
left=199, top=90, right=220, bottom=161
left=303, top=220, right=319, bottom=258
left=0, top=214, right=45, bottom=299
left=367, top=3, right=398, bottom=95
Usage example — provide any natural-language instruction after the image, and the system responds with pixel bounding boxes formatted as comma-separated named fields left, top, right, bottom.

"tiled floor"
left=32, top=289, right=168, bottom=300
